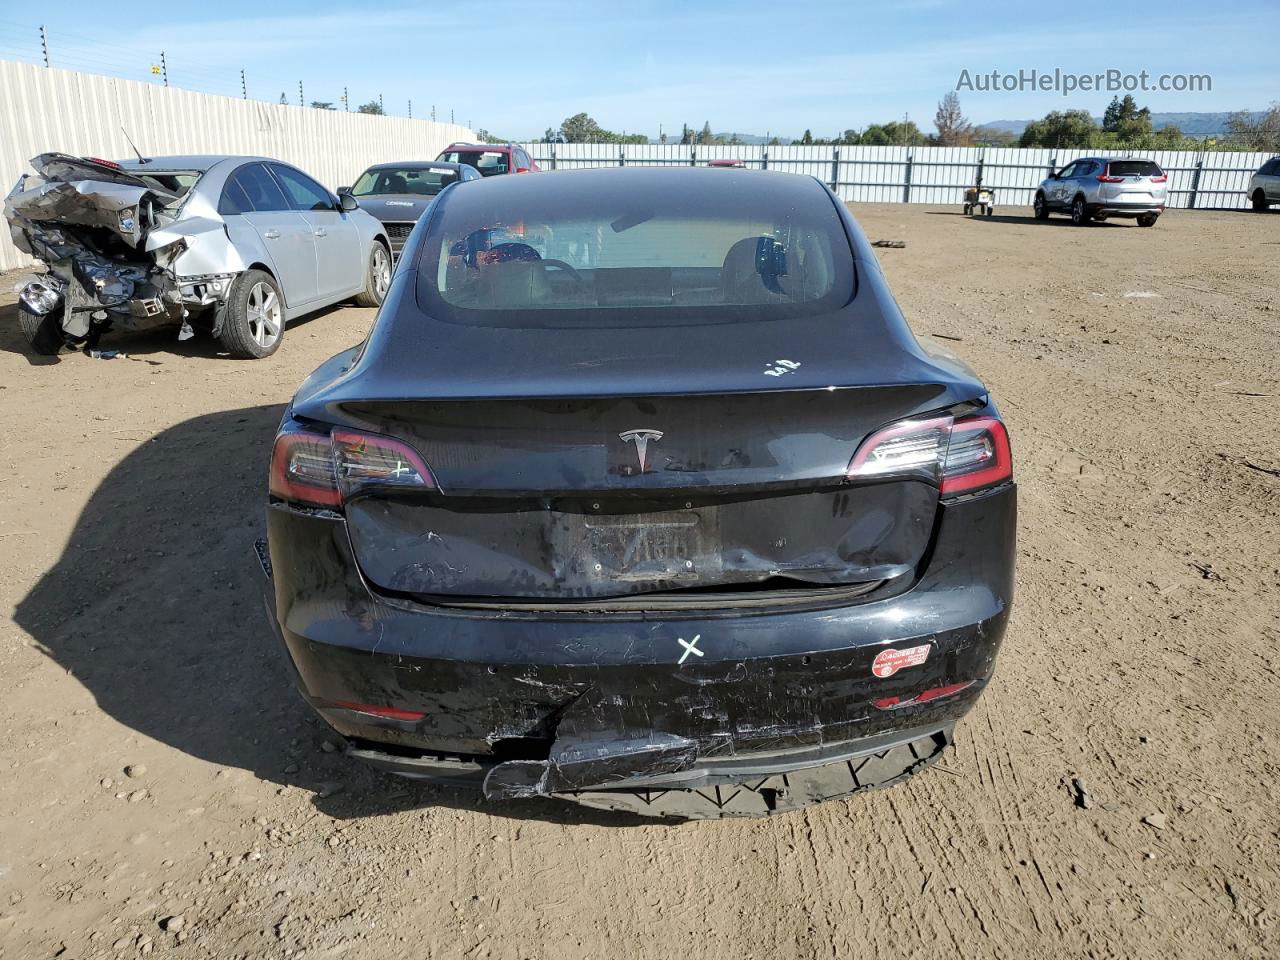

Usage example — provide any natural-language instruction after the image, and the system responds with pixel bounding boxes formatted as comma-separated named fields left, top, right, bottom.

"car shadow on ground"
left=14, top=402, right=648, bottom=828
left=0, top=301, right=347, bottom=364
left=923, top=211, right=1132, bottom=227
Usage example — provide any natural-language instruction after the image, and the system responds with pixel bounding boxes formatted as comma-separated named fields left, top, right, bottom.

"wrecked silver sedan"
left=5, top=153, right=392, bottom=358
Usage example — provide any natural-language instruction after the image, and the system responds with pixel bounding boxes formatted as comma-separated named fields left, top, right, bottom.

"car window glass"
left=270, top=164, right=335, bottom=211
left=1056, top=163, right=1077, bottom=179
left=218, top=175, right=254, bottom=215
left=1107, top=160, right=1161, bottom=177
left=234, top=163, right=291, bottom=212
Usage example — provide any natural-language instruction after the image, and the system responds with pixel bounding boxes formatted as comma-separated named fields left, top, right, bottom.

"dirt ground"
left=1, top=203, right=1277, bottom=960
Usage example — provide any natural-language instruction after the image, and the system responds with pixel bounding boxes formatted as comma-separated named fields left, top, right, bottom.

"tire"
left=963, top=203, right=972, bottom=215
left=17, top=300, right=66, bottom=355
left=1137, top=213, right=1159, bottom=228
left=218, top=269, right=284, bottom=359
left=556, top=728, right=952, bottom=820
left=1071, top=195, right=1090, bottom=226
left=1252, top=190, right=1269, bottom=212
left=354, top=241, right=392, bottom=308
left=1033, top=192, right=1049, bottom=220
left=985, top=204, right=993, bottom=217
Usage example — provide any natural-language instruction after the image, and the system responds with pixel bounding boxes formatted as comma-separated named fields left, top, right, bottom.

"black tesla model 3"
left=260, top=166, right=1016, bottom=819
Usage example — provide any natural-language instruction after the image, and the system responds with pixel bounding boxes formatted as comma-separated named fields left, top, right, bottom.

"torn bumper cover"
left=260, top=480, right=1015, bottom=814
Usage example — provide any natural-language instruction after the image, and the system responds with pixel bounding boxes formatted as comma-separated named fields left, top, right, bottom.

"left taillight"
left=270, top=423, right=340, bottom=508
left=269, top=421, right=435, bottom=509
left=847, top=413, right=1012, bottom=498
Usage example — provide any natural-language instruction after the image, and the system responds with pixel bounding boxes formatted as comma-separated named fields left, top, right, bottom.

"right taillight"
left=847, top=413, right=1012, bottom=497
left=269, top=420, right=436, bottom=509
left=940, top=415, right=1012, bottom=496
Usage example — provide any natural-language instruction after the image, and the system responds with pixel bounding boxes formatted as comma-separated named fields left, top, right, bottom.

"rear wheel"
left=1137, top=213, right=1159, bottom=228
left=1033, top=192, right=1048, bottom=220
left=354, top=242, right=392, bottom=307
left=1071, top=195, right=1089, bottom=225
left=219, top=270, right=284, bottom=359
left=17, top=300, right=66, bottom=355
left=1252, top=189, right=1269, bottom=211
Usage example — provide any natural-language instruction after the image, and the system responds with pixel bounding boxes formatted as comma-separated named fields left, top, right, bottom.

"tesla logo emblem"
left=619, top=428, right=663, bottom=472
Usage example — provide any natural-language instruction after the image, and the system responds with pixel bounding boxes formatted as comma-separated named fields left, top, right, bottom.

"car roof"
left=364, top=160, right=468, bottom=172
left=443, top=143, right=515, bottom=151
left=427, top=165, right=828, bottom=211
left=117, top=155, right=267, bottom=172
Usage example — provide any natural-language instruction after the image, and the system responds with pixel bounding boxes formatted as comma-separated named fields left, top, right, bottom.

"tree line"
left=540, top=95, right=1280, bottom=152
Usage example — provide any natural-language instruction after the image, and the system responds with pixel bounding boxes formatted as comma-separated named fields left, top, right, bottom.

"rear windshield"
left=415, top=174, right=853, bottom=328
left=1106, top=160, right=1163, bottom=177
left=352, top=167, right=459, bottom=197
left=438, top=150, right=509, bottom=177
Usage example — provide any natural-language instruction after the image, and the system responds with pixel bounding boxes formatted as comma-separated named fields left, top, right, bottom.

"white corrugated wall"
left=0, top=59, right=473, bottom=270
left=522, top=142, right=1271, bottom=211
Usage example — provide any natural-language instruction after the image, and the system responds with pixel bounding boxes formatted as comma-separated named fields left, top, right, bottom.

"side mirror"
left=337, top=186, right=352, bottom=195
left=339, top=192, right=358, bottom=212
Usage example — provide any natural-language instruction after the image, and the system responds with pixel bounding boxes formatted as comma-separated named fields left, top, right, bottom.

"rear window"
left=438, top=150, right=510, bottom=177
left=415, top=170, right=853, bottom=328
left=352, top=167, right=461, bottom=197
left=1106, top=160, right=1163, bottom=177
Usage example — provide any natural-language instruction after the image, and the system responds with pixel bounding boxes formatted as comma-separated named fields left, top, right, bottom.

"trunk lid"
left=293, top=270, right=987, bottom=602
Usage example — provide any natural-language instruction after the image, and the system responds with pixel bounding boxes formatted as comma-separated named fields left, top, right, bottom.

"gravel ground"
left=0, top=203, right=1277, bottom=960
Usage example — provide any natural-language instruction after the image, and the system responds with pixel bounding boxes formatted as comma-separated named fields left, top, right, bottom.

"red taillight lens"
left=847, top=415, right=954, bottom=484
left=1150, top=175, right=1168, bottom=183
left=1097, top=174, right=1125, bottom=183
left=873, top=680, right=975, bottom=711
left=329, top=700, right=426, bottom=722
left=270, top=427, right=340, bottom=508
left=270, top=422, right=436, bottom=508
left=847, top=413, right=1012, bottom=497
left=332, top=429, right=435, bottom=498
left=940, top=415, right=1012, bottom=496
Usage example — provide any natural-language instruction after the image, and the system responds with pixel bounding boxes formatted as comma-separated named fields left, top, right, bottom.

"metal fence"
left=0, top=60, right=474, bottom=271
left=521, top=142, right=1272, bottom=210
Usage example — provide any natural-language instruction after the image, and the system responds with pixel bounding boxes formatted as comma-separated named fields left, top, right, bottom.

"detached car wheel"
left=354, top=242, right=392, bottom=308
left=17, top=300, right=66, bottom=355
left=219, top=270, right=284, bottom=359
left=1033, top=193, right=1048, bottom=220
left=1071, top=196, right=1089, bottom=225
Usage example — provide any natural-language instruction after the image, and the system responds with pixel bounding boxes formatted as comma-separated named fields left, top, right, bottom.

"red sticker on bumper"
left=872, top=644, right=931, bottom=678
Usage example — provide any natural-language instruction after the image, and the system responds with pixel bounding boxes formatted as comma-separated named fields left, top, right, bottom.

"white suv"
left=1034, top=157, right=1167, bottom=227
left=1248, top=158, right=1280, bottom=211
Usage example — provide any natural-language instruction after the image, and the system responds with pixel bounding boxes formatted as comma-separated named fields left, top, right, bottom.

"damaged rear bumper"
left=260, top=484, right=1015, bottom=809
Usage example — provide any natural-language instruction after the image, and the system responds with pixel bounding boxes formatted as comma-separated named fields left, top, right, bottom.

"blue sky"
left=2, top=0, right=1275, bottom=138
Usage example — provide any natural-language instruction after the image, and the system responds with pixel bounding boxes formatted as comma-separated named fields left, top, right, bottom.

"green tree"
left=278, top=92, right=288, bottom=105
left=1225, top=103, right=1280, bottom=151
left=1101, top=95, right=1152, bottom=141
left=767, top=136, right=781, bottom=146
left=1018, top=110, right=1099, bottom=147
left=679, top=123, right=693, bottom=145
left=356, top=100, right=384, bottom=115
left=799, top=129, right=814, bottom=145
left=698, top=121, right=714, bottom=145
left=558, top=112, right=605, bottom=142
left=859, top=121, right=927, bottom=146
left=310, top=101, right=334, bottom=110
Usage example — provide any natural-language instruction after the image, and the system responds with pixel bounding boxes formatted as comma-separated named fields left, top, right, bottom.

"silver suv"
left=1033, top=157, right=1167, bottom=227
left=1247, top=157, right=1280, bottom=211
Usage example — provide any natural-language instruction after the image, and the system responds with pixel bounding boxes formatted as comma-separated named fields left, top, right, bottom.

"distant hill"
left=979, top=111, right=1265, bottom=138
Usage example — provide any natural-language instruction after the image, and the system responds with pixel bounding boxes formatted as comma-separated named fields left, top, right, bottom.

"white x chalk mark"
left=677, top=634, right=704, bottom=665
